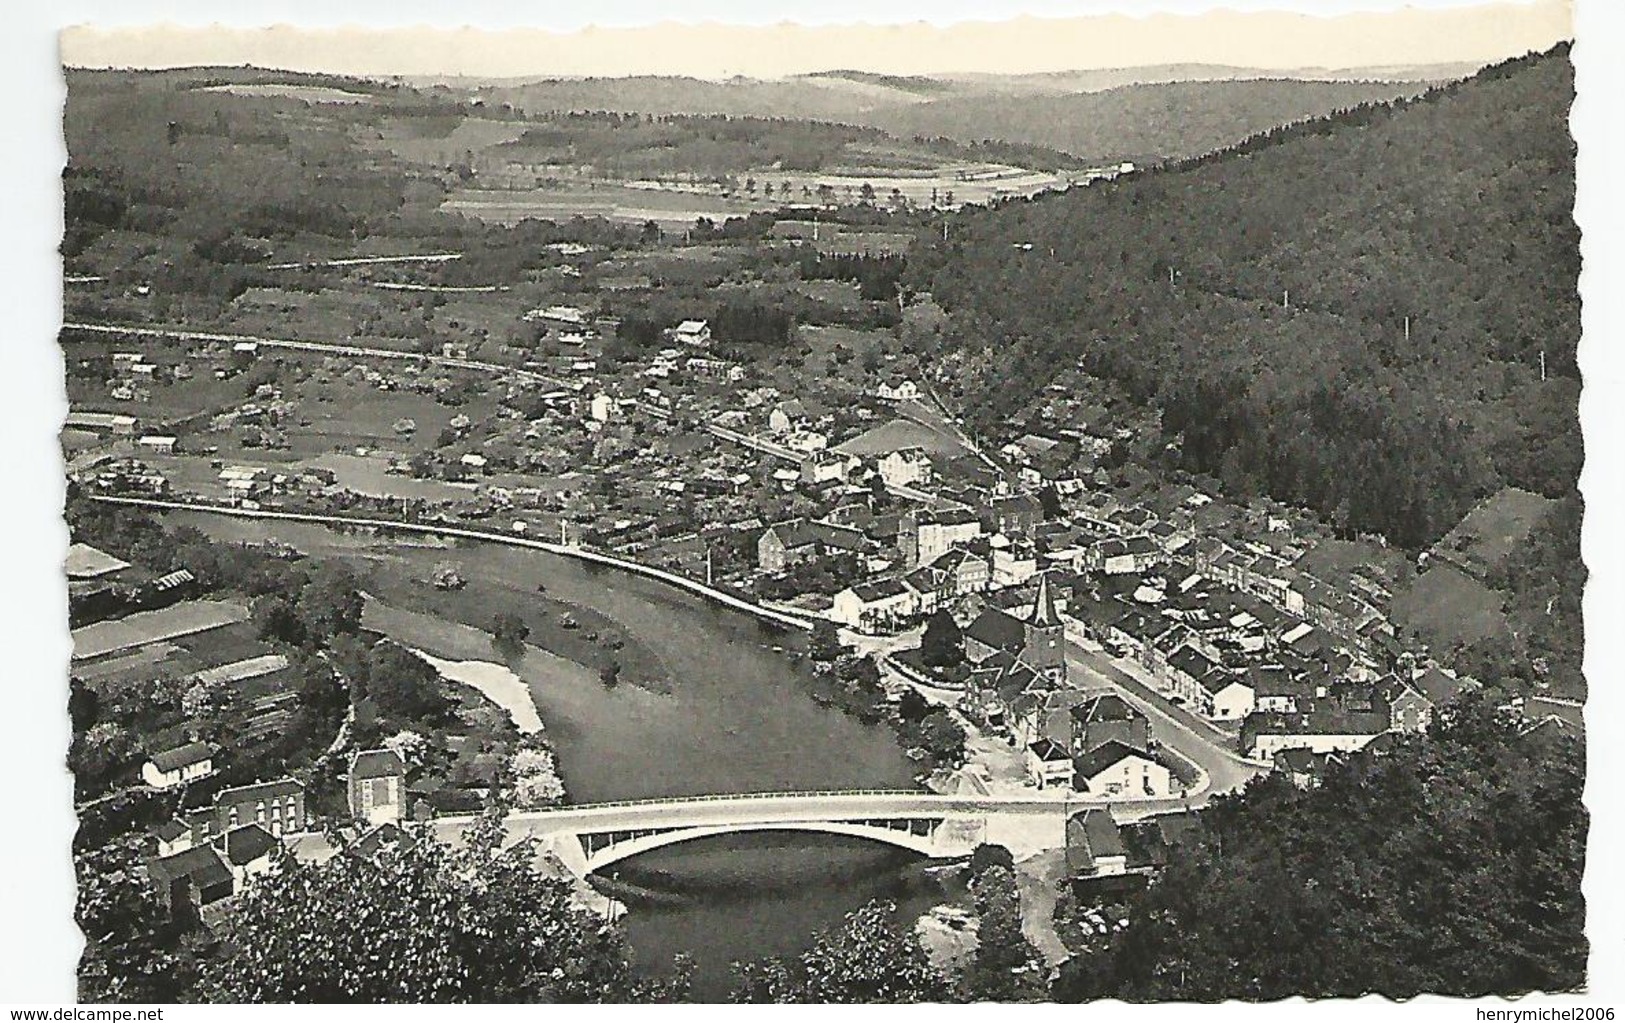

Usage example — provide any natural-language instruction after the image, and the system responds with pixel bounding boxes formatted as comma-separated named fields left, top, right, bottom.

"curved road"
left=1065, top=641, right=1267, bottom=798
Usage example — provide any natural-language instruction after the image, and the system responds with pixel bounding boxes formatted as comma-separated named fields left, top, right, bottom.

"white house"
left=348, top=749, right=408, bottom=827
left=137, top=435, right=177, bottom=455
left=1204, top=677, right=1257, bottom=721
left=460, top=453, right=489, bottom=472
left=1072, top=740, right=1176, bottom=798
left=875, top=377, right=920, bottom=402
left=674, top=320, right=712, bottom=347
left=142, top=741, right=215, bottom=789
left=1025, top=738, right=1075, bottom=790
left=589, top=393, right=615, bottom=423
left=800, top=450, right=851, bottom=485
left=877, top=447, right=933, bottom=489
left=830, top=578, right=915, bottom=631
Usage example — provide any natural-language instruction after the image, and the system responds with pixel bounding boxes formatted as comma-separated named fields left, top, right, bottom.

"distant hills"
left=433, top=63, right=1468, bottom=164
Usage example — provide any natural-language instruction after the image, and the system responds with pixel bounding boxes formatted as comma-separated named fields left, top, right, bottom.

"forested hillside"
left=873, top=78, right=1436, bottom=164
left=908, top=45, right=1577, bottom=551
left=1054, top=695, right=1586, bottom=1000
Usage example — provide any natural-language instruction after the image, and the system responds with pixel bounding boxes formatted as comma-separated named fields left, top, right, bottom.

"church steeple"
left=1031, top=570, right=1061, bottom=628
left=1022, top=571, right=1068, bottom=685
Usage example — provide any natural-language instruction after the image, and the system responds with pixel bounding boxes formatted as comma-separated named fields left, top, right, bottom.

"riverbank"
left=89, top=495, right=825, bottom=632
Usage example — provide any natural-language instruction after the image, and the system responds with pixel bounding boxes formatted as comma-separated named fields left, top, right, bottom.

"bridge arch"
left=575, top=819, right=974, bottom=875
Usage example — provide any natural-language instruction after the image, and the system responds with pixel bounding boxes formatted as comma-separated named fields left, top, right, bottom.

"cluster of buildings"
left=139, top=747, right=411, bottom=921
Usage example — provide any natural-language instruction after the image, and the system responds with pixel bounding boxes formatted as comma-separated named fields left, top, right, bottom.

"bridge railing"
left=532, top=789, right=928, bottom=813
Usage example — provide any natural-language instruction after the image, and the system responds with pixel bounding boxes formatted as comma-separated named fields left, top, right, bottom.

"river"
left=168, top=513, right=954, bottom=998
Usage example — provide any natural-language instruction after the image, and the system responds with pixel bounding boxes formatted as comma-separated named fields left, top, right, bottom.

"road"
left=1064, top=640, right=1266, bottom=798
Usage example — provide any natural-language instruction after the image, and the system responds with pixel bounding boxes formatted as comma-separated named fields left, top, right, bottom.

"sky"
left=59, top=0, right=1572, bottom=80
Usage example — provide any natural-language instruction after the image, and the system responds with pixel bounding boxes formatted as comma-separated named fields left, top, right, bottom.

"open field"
left=835, top=417, right=974, bottom=460
left=441, top=184, right=761, bottom=227
left=198, top=83, right=376, bottom=104
left=1390, top=564, right=1507, bottom=653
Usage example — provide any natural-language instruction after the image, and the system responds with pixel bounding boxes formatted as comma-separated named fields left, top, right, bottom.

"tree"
left=808, top=619, right=844, bottom=664
left=731, top=901, right=950, bottom=1003
left=1053, top=692, right=1586, bottom=1001
left=77, top=839, right=200, bottom=1002
left=967, top=843, right=1016, bottom=880
left=599, top=661, right=622, bottom=689
left=920, top=611, right=964, bottom=668
left=200, top=813, right=679, bottom=1002
left=961, top=865, right=1048, bottom=1001
left=491, top=612, right=531, bottom=655
left=917, top=710, right=967, bottom=769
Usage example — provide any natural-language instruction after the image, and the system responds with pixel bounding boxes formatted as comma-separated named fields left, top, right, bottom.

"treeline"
left=796, top=250, right=906, bottom=302
left=1055, top=693, right=1585, bottom=1000
left=909, top=44, right=1577, bottom=549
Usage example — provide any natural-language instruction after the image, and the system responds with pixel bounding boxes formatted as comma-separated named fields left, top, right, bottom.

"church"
left=963, top=573, right=1070, bottom=728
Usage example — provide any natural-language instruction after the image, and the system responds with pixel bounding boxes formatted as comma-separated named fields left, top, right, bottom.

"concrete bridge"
left=433, top=789, right=1190, bottom=879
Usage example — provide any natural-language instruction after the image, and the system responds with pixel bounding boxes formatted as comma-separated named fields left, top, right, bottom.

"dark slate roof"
left=152, top=818, right=189, bottom=843
left=1413, top=667, right=1470, bottom=706
left=1070, top=692, right=1140, bottom=726
left=1028, top=738, right=1070, bottom=762
left=965, top=607, right=1026, bottom=653
left=1073, top=739, right=1157, bottom=780
left=351, top=749, right=407, bottom=780
left=219, top=824, right=277, bottom=866
left=1030, top=572, right=1063, bottom=627
left=147, top=844, right=233, bottom=891
left=851, top=578, right=909, bottom=602
left=148, top=741, right=213, bottom=774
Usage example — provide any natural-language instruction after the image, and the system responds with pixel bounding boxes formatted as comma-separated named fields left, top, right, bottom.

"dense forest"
left=1055, top=693, right=1586, bottom=1000
left=909, top=45, right=1578, bottom=551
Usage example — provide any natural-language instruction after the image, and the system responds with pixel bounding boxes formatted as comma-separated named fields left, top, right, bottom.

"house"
left=1087, top=535, right=1162, bottom=576
left=875, top=377, right=920, bottom=402
left=1070, top=692, right=1150, bottom=755
left=768, top=400, right=807, bottom=434
left=216, top=823, right=280, bottom=886
left=1072, top=740, right=1177, bottom=797
left=187, top=778, right=307, bottom=842
left=830, top=578, right=916, bottom=631
left=800, top=449, right=852, bottom=485
left=137, top=435, right=177, bottom=455
left=989, top=539, right=1039, bottom=588
left=146, top=844, right=235, bottom=918
left=1379, top=675, right=1434, bottom=733
left=899, top=506, right=983, bottom=570
left=152, top=818, right=193, bottom=858
left=674, top=319, right=712, bottom=347
left=589, top=393, right=615, bottom=422
left=933, top=547, right=991, bottom=597
left=1272, top=747, right=1339, bottom=790
left=141, top=741, right=215, bottom=789
left=1026, top=738, right=1075, bottom=790
left=348, top=748, right=408, bottom=826
left=1241, top=703, right=1392, bottom=761
left=1066, top=809, right=1129, bottom=878
left=877, top=447, right=933, bottom=489
left=987, top=493, right=1043, bottom=538
left=757, top=518, right=873, bottom=573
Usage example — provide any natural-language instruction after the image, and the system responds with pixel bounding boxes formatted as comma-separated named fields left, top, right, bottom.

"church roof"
left=1030, top=571, right=1062, bottom=628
